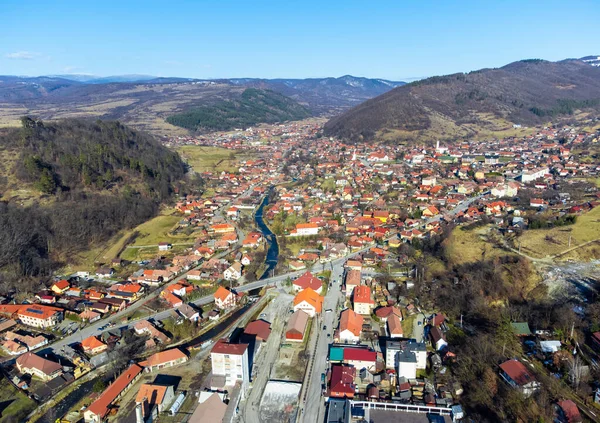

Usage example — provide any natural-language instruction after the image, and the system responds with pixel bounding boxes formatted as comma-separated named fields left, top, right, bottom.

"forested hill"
left=323, top=59, right=600, bottom=143
left=166, top=88, right=311, bottom=132
left=2, top=117, right=186, bottom=199
left=0, top=118, right=192, bottom=292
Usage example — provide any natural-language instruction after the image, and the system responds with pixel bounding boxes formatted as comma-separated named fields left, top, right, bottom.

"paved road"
left=299, top=260, right=346, bottom=423
left=241, top=293, right=293, bottom=423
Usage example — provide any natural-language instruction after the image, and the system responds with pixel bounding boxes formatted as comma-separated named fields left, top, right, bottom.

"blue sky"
left=1, top=0, right=599, bottom=80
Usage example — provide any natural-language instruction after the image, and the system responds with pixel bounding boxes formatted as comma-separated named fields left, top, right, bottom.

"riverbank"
left=254, top=190, right=280, bottom=280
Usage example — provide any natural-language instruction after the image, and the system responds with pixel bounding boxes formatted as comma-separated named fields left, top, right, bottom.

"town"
left=1, top=116, right=600, bottom=423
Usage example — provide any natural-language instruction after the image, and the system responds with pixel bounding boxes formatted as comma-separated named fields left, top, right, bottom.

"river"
left=254, top=191, right=279, bottom=280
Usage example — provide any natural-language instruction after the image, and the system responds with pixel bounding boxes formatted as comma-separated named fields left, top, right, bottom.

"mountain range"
left=0, top=74, right=404, bottom=136
left=324, top=57, right=600, bottom=143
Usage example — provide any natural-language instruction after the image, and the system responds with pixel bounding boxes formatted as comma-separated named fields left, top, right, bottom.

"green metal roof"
left=511, top=322, right=532, bottom=336
left=329, top=346, right=344, bottom=362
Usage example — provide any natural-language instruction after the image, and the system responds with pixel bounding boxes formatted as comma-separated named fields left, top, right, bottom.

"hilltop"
left=324, top=58, right=600, bottom=143
left=166, top=88, right=311, bottom=132
left=0, top=117, right=186, bottom=200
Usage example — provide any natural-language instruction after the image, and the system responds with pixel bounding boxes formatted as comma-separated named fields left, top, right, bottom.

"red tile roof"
left=343, top=348, right=376, bottom=362
left=499, top=359, right=536, bottom=386
left=211, top=338, right=248, bottom=355
left=293, top=271, right=322, bottom=291
left=339, top=309, right=363, bottom=337
left=86, top=364, right=143, bottom=418
left=353, top=286, right=373, bottom=304
left=244, top=320, right=271, bottom=341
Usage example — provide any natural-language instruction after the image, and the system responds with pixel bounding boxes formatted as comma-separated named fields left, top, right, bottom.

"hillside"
left=0, top=118, right=191, bottom=287
left=166, top=88, right=311, bottom=131
left=0, top=117, right=186, bottom=199
left=0, top=75, right=403, bottom=136
left=324, top=59, right=600, bottom=143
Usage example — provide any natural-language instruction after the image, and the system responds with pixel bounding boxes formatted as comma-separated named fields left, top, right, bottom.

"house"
left=557, top=399, right=583, bottom=423
left=293, top=287, right=323, bottom=317
left=345, top=269, right=361, bottom=297
left=189, top=392, right=228, bottom=423
left=242, top=232, right=263, bottom=248
left=499, top=359, right=540, bottom=397
left=338, top=309, right=363, bottom=343
left=136, top=383, right=175, bottom=417
left=224, top=262, right=243, bottom=281
left=387, top=314, right=403, bottom=338
left=84, top=364, right=143, bottom=422
left=141, top=348, right=188, bottom=372
left=329, top=365, right=356, bottom=398
left=286, top=310, right=310, bottom=341
left=226, top=206, right=240, bottom=219
left=241, top=254, right=252, bottom=266
left=374, top=306, right=402, bottom=323
left=16, top=352, right=63, bottom=381
left=292, top=271, right=323, bottom=294
left=214, top=286, right=237, bottom=309
left=353, top=285, right=374, bottom=315
left=134, top=320, right=170, bottom=344
left=530, top=198, right=547, bottom=209
left=343, top=348, right=376, bottom=372
left=80, top=309, right=101, bottom=323
left=177, top=303, right=200, bottom=322
left=186, top=270, right=203, bottom=281
left=81, top=336, right=107, bottom=355
left=244, top=319, right=271, bottom=342
left=430, top=326, right=448, bottom=351
left=11, top=304, right=63, bottom=328
left=51, top=279, right=70, bottom=295
left=211, top=339, right=250, bottom=387
left=158, top=242, right=172, bottom=251
left=95, top=267, right=115, bottom=279
left=290, top=223, right=320, bottom=237
left=162, top=291, right=183, bottom=308
left=397, top=350, right=417, bottom=379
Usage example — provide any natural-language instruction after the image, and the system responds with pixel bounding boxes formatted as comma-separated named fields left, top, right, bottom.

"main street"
left=298, top=259, right=346, bottom=423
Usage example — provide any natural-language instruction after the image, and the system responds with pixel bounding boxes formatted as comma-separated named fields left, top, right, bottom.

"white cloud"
left=5, top=51, right=40, bottom=60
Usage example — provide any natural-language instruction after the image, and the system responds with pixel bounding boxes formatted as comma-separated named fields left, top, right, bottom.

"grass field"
left=65, top=207, right=195, bottom=271
left=0, top=377, right=36, bottom=423
left=444, top=225, right=514, bottom=265
left=518, top=206, right=600, bottom=260
left=176, top=145, right=254, bottom=173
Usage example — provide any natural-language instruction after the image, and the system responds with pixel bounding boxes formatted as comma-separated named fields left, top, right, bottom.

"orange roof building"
left=0, top=304, right=63, bottom=329
left=141, top=348, right=188, bottom=372
left=339, top=309, right=364, bottom=343
left=84, top=364, right=143, bottom=422
left=81, top=336, right=107, bottom=355
left=293, top=287, right=323, bottom=317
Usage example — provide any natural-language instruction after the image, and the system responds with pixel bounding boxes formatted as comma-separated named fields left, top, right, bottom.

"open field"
left=0, top=377, right=36, bottom=423
left=444, top=224, right=514, bottom=265
left=64, top=207, right=194, bottom=271
left=176, top=145, right=255, bottom=173
left=518, top=207, right=600, bottom=260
